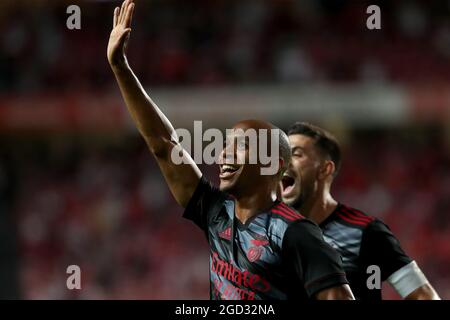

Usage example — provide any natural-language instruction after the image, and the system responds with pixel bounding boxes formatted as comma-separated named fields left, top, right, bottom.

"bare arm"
left=405, top=283, right=441, bottom=300
left=315, top=284, right=355, bottom=300
left=107, top=0, right=201, bottom=207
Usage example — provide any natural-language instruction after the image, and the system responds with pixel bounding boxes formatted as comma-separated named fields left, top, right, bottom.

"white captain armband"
left=387, top=260, right=428, bottom=298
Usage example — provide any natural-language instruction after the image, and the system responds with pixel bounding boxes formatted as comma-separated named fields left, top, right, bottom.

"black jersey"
left=183, top=178, right=348, bottom=300
left=319, top=203, right=413, bottom=300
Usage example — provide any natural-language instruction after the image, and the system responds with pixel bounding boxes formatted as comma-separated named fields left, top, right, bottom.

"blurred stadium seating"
left=3, top=0, right=450, bottom=91
left=0, top=0, right=449, bottom=299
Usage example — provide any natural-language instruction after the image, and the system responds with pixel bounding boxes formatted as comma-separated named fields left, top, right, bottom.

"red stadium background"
left=0, top=0, right=449, bottom=299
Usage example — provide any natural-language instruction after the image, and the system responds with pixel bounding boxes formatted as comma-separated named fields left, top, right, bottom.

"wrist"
left=109, top=56, right=129, bottom=72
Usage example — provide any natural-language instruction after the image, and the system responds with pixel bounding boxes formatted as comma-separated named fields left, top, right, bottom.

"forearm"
left=111, top=61, right=177, bottom=155
left=405, top=283, right=441, bottom=300
left=315, top=284, right=355, bottom=300
left=107, top=0, right=201, bottom=208
left=387, top=261, right=440, bottom=300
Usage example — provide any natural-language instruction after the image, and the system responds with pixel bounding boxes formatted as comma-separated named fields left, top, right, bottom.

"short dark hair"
left=287, top=122, right=341, bottom=177
left=264, top=124, right=291, bottom=174
left=276, top=127, right=292, bottom=173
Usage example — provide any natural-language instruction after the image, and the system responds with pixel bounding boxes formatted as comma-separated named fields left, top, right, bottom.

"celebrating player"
left=280, top=122, right=440, bottom=300
left=107, top=0, right=354, bottom=300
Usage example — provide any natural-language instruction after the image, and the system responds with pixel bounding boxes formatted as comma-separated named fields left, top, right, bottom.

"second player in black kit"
left=281, top=122, right=440, bottom=300
left=319, top=203, right=413, bottom=300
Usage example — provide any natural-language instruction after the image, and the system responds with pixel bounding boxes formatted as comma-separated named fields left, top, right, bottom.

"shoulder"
left=361, top=216, right=402, bottom=244
left=284, top=218, right=324, bottom=244
left=188, top=177, right=229, bottom=207
left=270, top=202, right=304, bottom=223
left=333, top=204, right=376, bottom=229
left=195, top=177, right=225, bottom=197
left=183, top=177, right=230, bottom=227
left=356, top=213, right=413, bottom=279
left=268, top=202, right=305, bottom=248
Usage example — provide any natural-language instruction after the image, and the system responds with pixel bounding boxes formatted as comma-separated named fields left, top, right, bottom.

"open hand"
left=107, top=0, right=135, bottom=68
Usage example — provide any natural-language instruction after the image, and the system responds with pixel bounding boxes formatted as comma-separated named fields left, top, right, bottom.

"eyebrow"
left=225, top=135, right=250, bottom=145
left=291, top=146, right=305, bottom=152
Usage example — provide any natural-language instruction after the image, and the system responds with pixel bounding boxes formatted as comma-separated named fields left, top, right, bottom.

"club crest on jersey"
left=247, top=246, right=263, bottom=262
left=247, top=234, right=269, bottom=262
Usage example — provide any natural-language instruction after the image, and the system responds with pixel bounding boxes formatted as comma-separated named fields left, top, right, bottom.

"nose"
left=219, top=139, right=236, bottom=165
left=287, top=157, right=294, bottom=171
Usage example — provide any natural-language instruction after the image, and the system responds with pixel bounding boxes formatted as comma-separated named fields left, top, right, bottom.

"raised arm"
left=107, top=0, right=201, bottom=207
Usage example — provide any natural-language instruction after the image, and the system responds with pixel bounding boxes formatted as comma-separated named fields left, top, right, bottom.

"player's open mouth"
left=219, top=164, right=240, bottom=179
left=281, top=173, right=296, bottom=197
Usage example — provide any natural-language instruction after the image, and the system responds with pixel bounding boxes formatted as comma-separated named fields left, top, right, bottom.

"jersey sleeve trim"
left=387, top=260, right=429, bottom=298
left=305, top=272, right=349, bottom=298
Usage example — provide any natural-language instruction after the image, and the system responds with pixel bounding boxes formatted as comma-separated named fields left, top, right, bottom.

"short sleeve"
left=282, top=219, right=348, bottom=298
left=359, top=219, right=413, bottom=281
left=183, top=177, right=226, bottom=231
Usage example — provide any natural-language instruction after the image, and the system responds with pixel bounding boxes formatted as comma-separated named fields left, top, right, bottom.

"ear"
left=318, top=160, right=335, bottom=180
left=277, top=158, right=284, bottom=176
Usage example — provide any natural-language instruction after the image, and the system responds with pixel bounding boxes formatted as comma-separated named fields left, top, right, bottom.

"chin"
left=283, top=194, right=301, bottom=206
left=219, top=180, right=235, bottom=193
left=282, top=197, right=296, bottom=206
left=282, top=193, right=303, bottom=209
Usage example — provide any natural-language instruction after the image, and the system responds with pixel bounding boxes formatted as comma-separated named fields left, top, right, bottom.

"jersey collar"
left=319, top=202, right=342, bottom=228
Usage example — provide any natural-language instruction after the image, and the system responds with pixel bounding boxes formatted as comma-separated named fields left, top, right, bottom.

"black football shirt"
left=319, top=203, right=413, bottom=300
left=183, top=178, right=348, bottom=300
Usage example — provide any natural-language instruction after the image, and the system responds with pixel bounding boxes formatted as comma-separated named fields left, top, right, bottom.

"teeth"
left=222, top=165, right=238, bottom=173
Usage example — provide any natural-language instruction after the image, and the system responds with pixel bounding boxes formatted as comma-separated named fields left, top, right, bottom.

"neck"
left=297, top=186, right=337, bottom=225
left=234, top=186, right=277, bottom=224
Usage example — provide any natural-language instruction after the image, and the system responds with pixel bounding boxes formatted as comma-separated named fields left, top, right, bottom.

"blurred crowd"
left=3, top=128, right=448, bottom=299
left=2, top=0, right=450, bottom=93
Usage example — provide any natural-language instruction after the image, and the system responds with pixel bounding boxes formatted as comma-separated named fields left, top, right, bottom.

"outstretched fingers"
left=118, top=0, right=128, bottom=25
left=124, top=1, right=135, bottom=28
left=115, top=0, right=135, bottom=28
left=113, top=7, right=119, bottom=27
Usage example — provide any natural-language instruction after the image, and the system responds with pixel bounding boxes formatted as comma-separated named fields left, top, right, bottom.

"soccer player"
left=107, top=0, right=354, bottom=300
left=280, top=122, right=441, bottom=300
